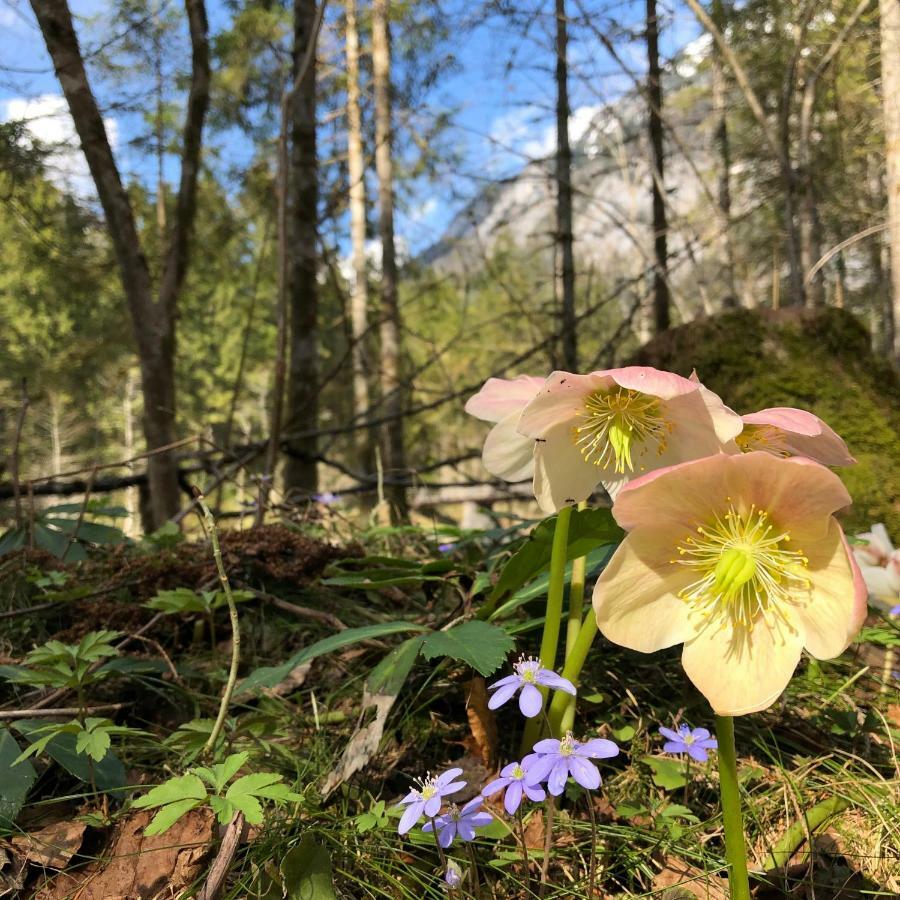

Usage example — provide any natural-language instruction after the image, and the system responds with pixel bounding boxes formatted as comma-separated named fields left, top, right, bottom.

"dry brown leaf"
left=34, top=808, right=214, bottom=900
left=11, top=820, right=86, bottom=869
left=0, top=846, right=27, bottom=898
left=465, top=677, right=498, bottom=769
left=522, top=810, right=545, bottom=850
left=264, top=660, right=312, bottom=698
left=652, top=855, right=729, bottom=899
left=887, top=704, right=900, bottom=728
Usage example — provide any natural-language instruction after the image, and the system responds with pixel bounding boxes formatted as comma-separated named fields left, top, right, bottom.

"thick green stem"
left=521, top=506, right=572, bottom=754
left=199, top=495, right=241, bottom=758
left=715, top=715, right=751, bottom=900
left=548, top=612, right=598, bottom=737
left=564, top=501, right=588, bottom=661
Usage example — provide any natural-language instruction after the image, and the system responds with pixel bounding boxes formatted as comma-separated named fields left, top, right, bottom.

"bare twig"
left=61, top=466, right=97, bottom=560
left=196, top=812, right=245, bottom=900
left=247, top=587, right=347, bottom=631
left=0, top=703, right=125, bottom=720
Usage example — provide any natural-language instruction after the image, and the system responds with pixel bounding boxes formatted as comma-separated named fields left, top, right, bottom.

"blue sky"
left=0, top=0, right=699, bottom=253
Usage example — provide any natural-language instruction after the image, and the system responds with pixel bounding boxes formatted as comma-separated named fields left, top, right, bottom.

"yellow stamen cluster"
left=672, top=503, right=811, bottom=632
left=735, top=424, right=790, bottom=457
left=572, top=387, right=671, bottom=474
left=558, top=732, right=576, bottom=756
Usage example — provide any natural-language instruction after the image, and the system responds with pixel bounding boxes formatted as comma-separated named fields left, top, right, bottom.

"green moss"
left=631, top=308, right=900, bottom=536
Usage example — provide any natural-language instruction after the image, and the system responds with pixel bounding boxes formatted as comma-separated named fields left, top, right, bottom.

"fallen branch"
left=0, top=703, right=126, bottom=720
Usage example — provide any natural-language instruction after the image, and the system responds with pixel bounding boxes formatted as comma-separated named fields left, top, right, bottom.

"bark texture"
left=880, top=0, right=900, bottom=359
left=29, top=0, right=210, bottom=529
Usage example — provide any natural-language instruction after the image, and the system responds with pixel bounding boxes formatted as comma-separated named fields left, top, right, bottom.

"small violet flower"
left=313, top=491, right=340, bottom=505
left=525, top=732, right=619, bottom=795
left=423, top=797, right=493, bottom=848
left=487, top=656, right=576, bottom=717
left=481, top=755, right=546, bottom=814
left=438, top=542, right=456, bottom=554
left=659, top=724, right=718, bottom=762
left=891, top=604, right=900, bottom=616
left=443, top=860, right=463, bottom=888
left=397, top=768, right=466, bottom=835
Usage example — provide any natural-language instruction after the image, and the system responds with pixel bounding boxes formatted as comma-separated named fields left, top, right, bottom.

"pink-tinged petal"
left=576, top=738, right=619, bottom=759
left=398, top=801, right=424, bottom=834
left=547, top=759, right=570, bottom=796
left=517, top=371, right=614, bottom=438
left=519, top=683, right=544, bottom=718
left=681, top=611, right=806, bottom=716
left=481, top=777, right=508, bottom=797
left=487, top=680, right=520, bottom=710
left=504, top=781, right=523, bottom=815
left=593, top=530, right=698, bottom=653
left=606, top=366, right=698, bottom=400
left=532, top=739, right=561, bottom=755
left=662, top=389, right=743, bottom=463
left=742, top=408, right=855, bottom=467
left=568, top=756, right=601, bottom=790
left=465, top=375, right=546, bottom=423
left=864, top=525, right=896, bottom=559
left=532, top=421, right=603, bottom=513
left=796, top=520, right=867, bottom=659
left=857, top=564, right=897, bottom=608
left=482, top=411, right=535, bottom=482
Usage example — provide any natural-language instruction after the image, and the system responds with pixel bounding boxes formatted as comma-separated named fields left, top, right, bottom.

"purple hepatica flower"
left=397, top=768, right=466, bottom=835
left=525, top=732, right=619, bottom=796
left=423, top=797, right=493, bottom=848
left=659, top=724, right=718, bottom=763
left=481, top=754, right=546, bottom=814
left=444, top=860, right=463, bottom=888
left=313, top=491, right=340, bottom=505
left=438, top=542, right=456, bottom=554
left=487, top=656, right=576, bottom=718
left=891, top=604, right=900, bottom=616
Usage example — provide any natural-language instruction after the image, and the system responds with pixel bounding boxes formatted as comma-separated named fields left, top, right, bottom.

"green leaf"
left=75, top=724, right=111, bottom=762
left=367, top=634, right=427, bottom=695
left=0, top=727, right=36, bottom=829
left=144, top=797, right=206, bottom=836
left=34, top=524, right=86, bottom=561
left=133, top=773, right=208, bottom=809
left=144, top=588, right=209, bottom=614
left=42, top=519, right=126, bottom=545
left=0, top=528, right=26, bottom=557
left=209, top=795, right=237, bottom=825
left=280, top=835, right=336, bottom=900
left=236, top=622, right=429, bottom=697
left=420, top=620, right=514, bottom=676
left=484, top=508, right=623, bottom=612
left=642, top=756, right=687, bottom=790
left=660, top=803, right=699, bottom=822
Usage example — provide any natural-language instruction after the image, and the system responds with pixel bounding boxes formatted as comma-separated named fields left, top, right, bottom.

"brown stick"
left=196, top=811, right=245, bottom=900
left=0, top=703, right=125, bottom=720
left=249, top=587, right=347, bottom=631
left=61, top=465, right=97, bottom=560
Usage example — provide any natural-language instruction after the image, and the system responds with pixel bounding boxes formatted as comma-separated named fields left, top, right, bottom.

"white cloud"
left=1, top=93, right=119, bottom=197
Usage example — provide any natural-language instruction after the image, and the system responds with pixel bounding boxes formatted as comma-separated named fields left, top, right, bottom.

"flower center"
left=514, top=657, right=539, bottom=684
left=572, top=387, right=670, bottom=474
left=672, top=503, right=811, bottom=631
left=559, top=732, right=576, bottom=756
left=683, top=733, right=695, bottom=745
left=735, top=425, right=790, bottom=457
left=511, top=765, right=525, bottom=780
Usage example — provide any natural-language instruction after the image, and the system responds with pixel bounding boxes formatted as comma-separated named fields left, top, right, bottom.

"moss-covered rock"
left=630, top=307, right=900, bottom=535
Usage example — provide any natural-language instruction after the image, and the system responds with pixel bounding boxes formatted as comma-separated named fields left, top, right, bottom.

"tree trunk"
left=880, top=0, right=900, bottom=359
left=710, top=0, right=737, bottom=307
left=29, top=0, right=209, bottom=529
left=646, top=0, right=670, bottom=334
left=555, top=0, right=577, bottom=370
left=372, top=0, right=407, bottom=518
left=283, top=0, right=320, bottom=495
left=346, top=0, right=374, bottom=476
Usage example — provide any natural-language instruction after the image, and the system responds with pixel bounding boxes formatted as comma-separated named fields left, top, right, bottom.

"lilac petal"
left=687, top=745, right=709, bottom=763
left=569, top=756, right=601, bottom=790
left=523, top=754, right=556, bottom=785
left=658, top=726, right=682, bottom=742
left=399, top=789, right=418, bottom=804
left=698, top=738, right=718, bottom=750
left=577, top=739, right=619, bottom=759
left=519, top=683, right=544, bottom=718
left=481, top=776, right=509, bottom=797
left=424, top=795, right=442, bottom=817
left=504, top=780, right=523, bottom=815
left=461, top=797, right=484, bottom=816
left=435, top=767, right=464, bottom=787
left=523, top=782, right=546, bottom=802
left=488, top=674, right=520, bottom=691
left=531, top=738, right=561, bottom=755
left=663, top=741, right=688, bottom=755
left=536, top=670, right=577, bottom=695
left=500, top=762, right=521, bottom=778
left=692, top=728, right=711, bottom=741
left=678, top=724, right=692, bottom=737
left=441, top=780, right=467, bottom=796
left=488, top=680, right=520, bottom=710
left=457, top=820, right=477, bottom=842
left=548, top=759, right=569, bottom=796
left=521, top=752, right=542, bottom=769
left=399, top=801, right=424, bottom=834
left=468, top=812, right=494, bottom=828
left=439, top=823, right=456, bottom=848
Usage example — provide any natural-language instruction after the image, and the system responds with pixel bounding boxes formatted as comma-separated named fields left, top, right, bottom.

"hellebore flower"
left=525, top=733, right=619, bottom=795
left=465, top=375, right=546, bottom=482
left=733, top=407, right=855, bottom=467
left=397, top=768, right=466, bottom=835
left=516, top=367, right=742, bottom=513
left=481, top=755, right=547, bottom=814
left=659, top=724, right=718, bottom=762
left=851, top=524, right=900, bottom=613
left=593, top=452, right=867, bottom=716
left=487, top=656, right=576, bottom=717
left=444, top=860, right=463, bottom=888
left=422, top=797, right=493, bottom=848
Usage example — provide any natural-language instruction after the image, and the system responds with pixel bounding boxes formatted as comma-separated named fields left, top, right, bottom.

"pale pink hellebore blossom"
left=733, top=407, right=855, bottom=467
left=465, top=375, right=545, bottom=482
left=851, top=524, right=900, bottom=612
left=592, top=452, right=866, bottom=716
left=516, top=367, right=742, bottom=513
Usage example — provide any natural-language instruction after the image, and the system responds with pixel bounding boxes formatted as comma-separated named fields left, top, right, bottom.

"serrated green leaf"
left=133, top=773, right=208, bottom=809
left=144, top=588, right=208, bottom=614
left=281, top=835, right=336, bottom=900
left=0, top=727, right=36, bottom=829
left=227, top=791, right=264, bottom=824
left=420, top=620, right=514, bottom=676
left=75, top=725, right=110, bottom=762
left=214, top=751, right=250, bottom=790
left=209, top=795, right=237, bottom=825
left=144, top=797, right=206, bottom=836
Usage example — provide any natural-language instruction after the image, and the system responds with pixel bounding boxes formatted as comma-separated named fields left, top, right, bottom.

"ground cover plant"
left=1, top=364, right=898, bottom=899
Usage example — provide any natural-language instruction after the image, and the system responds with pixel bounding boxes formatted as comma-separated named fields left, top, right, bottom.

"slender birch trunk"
left=880, top=0, right=900, bottom=360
